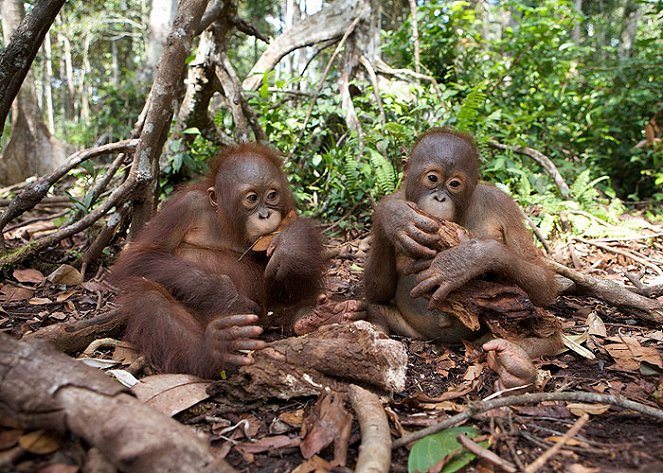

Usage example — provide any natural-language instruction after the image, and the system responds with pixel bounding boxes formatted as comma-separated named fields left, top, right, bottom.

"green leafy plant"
left=408, top=426, right=486, bottom=473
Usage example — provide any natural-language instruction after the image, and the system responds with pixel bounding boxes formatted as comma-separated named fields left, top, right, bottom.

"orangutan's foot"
left=293, top=294, right=367, bottom=335
left=482, top=338, right=538, bottom=392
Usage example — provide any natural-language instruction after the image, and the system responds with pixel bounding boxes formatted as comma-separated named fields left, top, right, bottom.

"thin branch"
left=489, top=140, right=571, bottom=198
left=523, top=414, right=589, bottom=473
left=574, top=237, right=663, bottom=277
left=359, top=55, right=386, bottom=124
left=0, top=140, right=138, bottom=234
left=289, top=17, right=361, bottom=160
left=392, top=391, right=663, bottom=449
left=373, top=57, right=442, bottom=100
left=549, top=260, right=663, bottom=324
left=457, top=435, right=517, bottom=473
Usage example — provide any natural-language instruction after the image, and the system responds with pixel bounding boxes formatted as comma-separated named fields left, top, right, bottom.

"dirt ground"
left=1, top=218, right=662, bottom=473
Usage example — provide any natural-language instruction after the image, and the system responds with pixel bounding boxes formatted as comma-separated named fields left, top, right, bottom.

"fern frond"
left=368, top=148, right=398, bottom=195
left=456, top=84, right=487, bottom=132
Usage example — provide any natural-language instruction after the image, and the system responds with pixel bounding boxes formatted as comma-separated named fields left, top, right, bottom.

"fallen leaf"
left=55, top=288, right=78, bottom=302
left=235, top=435, right=300, bottom=454
left=109, top=369, right=140, bottom=388
left=112, top=343, right=139, bottom=364
left=28, top=297, right=52, bottom=305
left=19, top=430, right=60, bottom=455
left=292, top=455, right=334, bottom=473
left=47, top=265, right=83, bottom=285
left=131, top=374, right=211, bottom=417
left=586, top=312, right=607, bottom=337
left=13, top=268, right=45, bottom=284
left=278, top=409, right=305, bottom=427
left=0, top=284, right=34, bottom=302
left=566, top=402, right=610, bottom=416
left=300, top=392, right=352, bottom=467
left=463, top=364, right=483, bottom=382
left=604, top=336, right=663, bottom=372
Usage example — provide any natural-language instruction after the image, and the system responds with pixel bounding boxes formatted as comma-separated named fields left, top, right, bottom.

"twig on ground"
left=574, top=237, right=663, bottom=277
left=348, top=385, right=391, bottom=473
left=81, top=337, right=131, bottom=358
left=549, top=260, right=663, bottom=324
left=392, top=391, right=663, bottom=449
left=625, top=272, right=663, bottom=298
left=457, top=434, right=517, bottom=473
left=523, top=413, right=589, bottom=473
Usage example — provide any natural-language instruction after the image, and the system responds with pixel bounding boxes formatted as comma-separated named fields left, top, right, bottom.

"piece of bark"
left=209, top=321, right=407, bottom=401
left=0, top=333, right=236, bottom=473
left=437, top=280, right=562, bottom=338
left=22, top=310, right=125, bottom=354
left=300, top=392, right=352, bottom=467
left=417, top=216, right=561, bottom=337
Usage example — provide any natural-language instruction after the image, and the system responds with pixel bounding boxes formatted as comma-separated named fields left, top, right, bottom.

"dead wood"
left=209, top=321, right=407, bottom=401
left=549, top=260, right=663, bottom=324
left=348, top=384, right=391, bottom=473
left=22, top=310, right=125, bottom=354
left=424, top=218, right=561, bottom=336
left=0, top=333, right=236, bottom=473
left=0, top=140, right=137, bottom=238
left=242, top=0, right=369, bottom=91
left=488, top=140, right=572, bottom=199
left=392, top=390, right=663, bottom=449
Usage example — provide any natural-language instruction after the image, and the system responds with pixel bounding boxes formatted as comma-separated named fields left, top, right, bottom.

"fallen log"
left=209, top=321, right=407, bottom=401
left=0, top=333, right=236, bottom=473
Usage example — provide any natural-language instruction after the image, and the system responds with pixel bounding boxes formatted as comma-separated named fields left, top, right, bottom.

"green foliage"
left=455, top=84, right=486, bottom=132
left=408, top=426, right=486, bottom=473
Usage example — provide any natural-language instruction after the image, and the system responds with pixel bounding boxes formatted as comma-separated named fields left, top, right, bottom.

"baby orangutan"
left=111, top=143, right=363, bottom=378
left=365, top=128, right=562, bottom=391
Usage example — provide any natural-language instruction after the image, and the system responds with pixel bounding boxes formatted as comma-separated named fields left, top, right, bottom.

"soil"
left=1, top=224, right=662, bottom=473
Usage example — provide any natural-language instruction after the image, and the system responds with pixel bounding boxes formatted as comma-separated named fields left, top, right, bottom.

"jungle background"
left=0, top=1, right=662, bottom=472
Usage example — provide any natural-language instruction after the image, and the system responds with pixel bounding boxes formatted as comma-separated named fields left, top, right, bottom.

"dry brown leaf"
left=604, top=336, right=663, bottom=372
left=463, top=364, right=484, bottom=382
left=0, top=284, right=34, bottom=302
left=292, top=455, right=334, bottom=473
left=566, top=402, right=610, bottom=416
left=19, top=430, right=60, bottom=455
left=13, top=268, right=45, bottom=284
left=235, top=435, right=301, bottom=454
left=112, top=343, right=139, bottom=364
left=55, top=288, right=78, bottom=302
left=28, top=297, right=52, bottom=305
left=278, top=409, right=305, bottom=427
left=586, top=312, right=607, bottom=337
left=47, top=264, right=83, bottom=285
left=131, top=374, right=211, bottom=417
left=300, top=392, right=352, bottom=467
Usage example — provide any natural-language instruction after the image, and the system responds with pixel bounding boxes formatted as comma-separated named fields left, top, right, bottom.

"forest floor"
left=0, top=205, right=662, bottom=473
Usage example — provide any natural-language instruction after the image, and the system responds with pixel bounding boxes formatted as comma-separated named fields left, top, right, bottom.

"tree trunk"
left=42, top=30, right=55, bottom=132
left=0, top=0, right=69, bottom=185
left=0, top=0, right=66, bottom=139
left=618, top=0, right=641, bottom=60
left=144, top=0, right=179, bottom=81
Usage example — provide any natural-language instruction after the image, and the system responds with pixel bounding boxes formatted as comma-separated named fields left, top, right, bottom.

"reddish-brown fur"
left=111, top=143, right=324, bottom=378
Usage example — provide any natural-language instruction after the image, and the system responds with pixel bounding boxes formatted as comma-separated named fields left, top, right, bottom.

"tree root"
left=348, top=385, right=391, bottom=473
